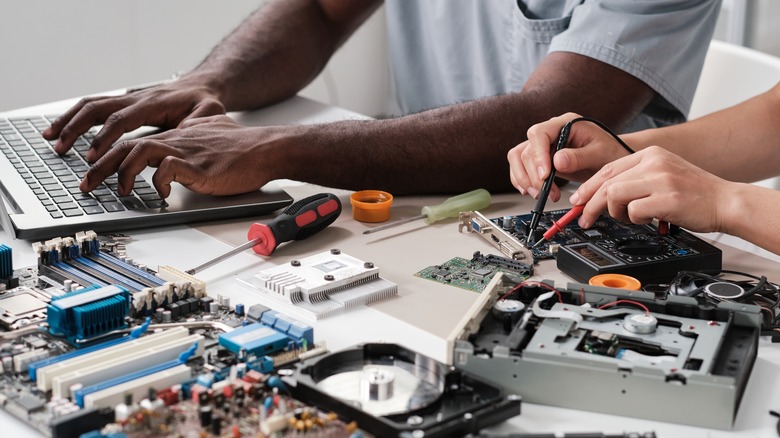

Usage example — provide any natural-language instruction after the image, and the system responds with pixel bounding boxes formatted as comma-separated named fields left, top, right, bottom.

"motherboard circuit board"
left=0, top=231, right=345, bottom=437
left=0, top=231, right=519, bottom=438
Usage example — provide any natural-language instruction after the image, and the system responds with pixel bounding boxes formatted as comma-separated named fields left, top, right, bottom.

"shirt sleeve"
left=548, top=0, right=723, bottom=121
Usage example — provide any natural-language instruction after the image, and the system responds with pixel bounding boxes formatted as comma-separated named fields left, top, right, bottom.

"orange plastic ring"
left=350, top=190, right=394, bottom=223
left=589, top=273, right=642, bottom=291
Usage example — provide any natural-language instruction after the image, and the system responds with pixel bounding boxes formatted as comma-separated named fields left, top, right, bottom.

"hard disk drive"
left=281, top=343, right=522, bottom=437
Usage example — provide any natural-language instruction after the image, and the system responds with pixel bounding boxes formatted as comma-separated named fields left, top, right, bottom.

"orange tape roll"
left=589, top=273, right=642, bottom=291
left=350, top=190, right=394, bottom=223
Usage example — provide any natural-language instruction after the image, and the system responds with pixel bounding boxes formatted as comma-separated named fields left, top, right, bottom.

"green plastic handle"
left=421, top=188, right=491, bottom=224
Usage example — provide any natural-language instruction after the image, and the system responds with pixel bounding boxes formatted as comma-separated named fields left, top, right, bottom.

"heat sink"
left=47, top=284, right=130, bottom=345
left=0, top=244, right=11, bottom=279
left=241, top=250, right=397, bottom=320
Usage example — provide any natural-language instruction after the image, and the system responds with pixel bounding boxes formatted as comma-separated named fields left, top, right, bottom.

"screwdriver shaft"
left=185, top=237, right=263, bottom=275
left=362, top=214, right=426, bottom=234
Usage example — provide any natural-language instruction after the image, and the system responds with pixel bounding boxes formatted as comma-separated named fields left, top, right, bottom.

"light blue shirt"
left=384, top=0, right=722, bottom=131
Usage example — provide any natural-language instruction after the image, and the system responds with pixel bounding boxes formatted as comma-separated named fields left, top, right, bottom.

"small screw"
left=364, top=262, right=374, bottom=268
left=330, top=249, right=341, bottom=255
left=291, top=260, right=301, bottom=267
left=324, top=274, right=334, bottom=281
left=407, top=415, right=423, bottom=426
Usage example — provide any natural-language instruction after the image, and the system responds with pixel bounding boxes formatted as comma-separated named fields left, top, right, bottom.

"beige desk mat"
left=194, top=184, right=780, bottom=338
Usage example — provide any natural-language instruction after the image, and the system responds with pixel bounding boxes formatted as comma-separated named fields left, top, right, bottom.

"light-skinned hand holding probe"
left=363, top=189, right=491, bottom=234
left=525, top=117, right=636, bottom=246
left=185, top=193, right=342, bottom=275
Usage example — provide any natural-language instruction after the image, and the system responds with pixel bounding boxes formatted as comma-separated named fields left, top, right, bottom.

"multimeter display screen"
left=568, top=243, right=621, bottom=267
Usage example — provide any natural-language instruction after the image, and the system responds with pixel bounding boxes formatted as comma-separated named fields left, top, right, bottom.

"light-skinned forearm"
left=622, top=82, right=780, bottom=182
left=720, top=182, right=780, bottom=253
left=190, top=0, right=381, bottom=111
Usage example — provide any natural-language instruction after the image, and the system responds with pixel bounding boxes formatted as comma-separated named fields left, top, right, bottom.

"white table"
left=1, top=96, right=779, bottom=437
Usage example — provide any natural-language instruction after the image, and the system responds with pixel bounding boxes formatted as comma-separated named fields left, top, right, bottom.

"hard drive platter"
left=282, top=343, right=521, bottom=437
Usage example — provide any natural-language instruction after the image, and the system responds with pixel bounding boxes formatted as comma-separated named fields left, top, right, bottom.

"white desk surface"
left=1, top=96, right=779, bottom=437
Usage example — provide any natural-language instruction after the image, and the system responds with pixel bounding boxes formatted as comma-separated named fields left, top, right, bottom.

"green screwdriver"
left=362, top=189, right=491, bottom=234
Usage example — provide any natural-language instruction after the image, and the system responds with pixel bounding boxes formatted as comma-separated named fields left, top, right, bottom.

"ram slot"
left=42, top=262, right=107, bottom=288
left=89, top=252, right=165, bottom=287
left=51, top=333, right=204, bottom=399
left=83, top=364, right=191, bottom=409
left=64, top=257, right=147, bottom=292
left=36, top=326, right=189, bottom=391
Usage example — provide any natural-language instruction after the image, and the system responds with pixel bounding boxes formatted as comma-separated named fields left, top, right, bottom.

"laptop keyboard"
left=0, top=116, right=165, bottom=219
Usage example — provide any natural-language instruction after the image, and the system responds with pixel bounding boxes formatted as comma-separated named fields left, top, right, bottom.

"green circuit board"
left=415, top=252, right=532, bottom=292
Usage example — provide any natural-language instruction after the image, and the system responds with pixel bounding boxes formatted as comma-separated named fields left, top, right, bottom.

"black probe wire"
left=556, top=117, right=636, bottom=157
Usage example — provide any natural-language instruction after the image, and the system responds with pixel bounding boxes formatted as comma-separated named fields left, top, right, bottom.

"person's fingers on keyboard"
left=42, top=99, right=87, bottom=140
left=79, top=138, right=164, bottom=194
left=116, top=140, right=181, bottom=196
left=153, top=156, right=202, bottom=198
left=43, top=96, right=117, bottom=153
left=87, top=102, right=164, bottom=163
left=55, top=96, right=132, bottom=156
left=88, top=91, right=227, bottom=162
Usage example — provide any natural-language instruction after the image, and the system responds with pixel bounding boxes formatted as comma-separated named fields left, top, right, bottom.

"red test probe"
left=530, top=204, right=585, bottom=249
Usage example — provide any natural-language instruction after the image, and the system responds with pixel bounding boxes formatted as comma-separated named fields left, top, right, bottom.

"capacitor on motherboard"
left=210, top=302, right=219, bottom=314
left=199, top=405, right=213, bottom=427
left=502, top=216, right=514, bottom=230
left=162, top=310, right=172, bottom=323
left=235, top=303, right=245, bottom=317
left=200, top=296, right=215, bottom=312
left=212, top=416, right=223, bottom=435
left=115, top=394, right=133, bottom=422
left=492, top=299, right=525, bottom=326
left=155, top=308, right=165, bottom=321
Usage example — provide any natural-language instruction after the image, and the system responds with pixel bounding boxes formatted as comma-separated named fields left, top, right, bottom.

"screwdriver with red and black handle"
left=185, top=193, right=342, bottom=275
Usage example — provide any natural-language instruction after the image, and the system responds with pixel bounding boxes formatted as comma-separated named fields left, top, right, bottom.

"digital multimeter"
left=488, top=209, right=722, bottom=284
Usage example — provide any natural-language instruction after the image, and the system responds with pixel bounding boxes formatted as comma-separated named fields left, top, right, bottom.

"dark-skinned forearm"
left=267, top=53, right=654, bottom=194
left=272, top=94, right=648, bottom=194
left=191, top=0, right=381, bottom=112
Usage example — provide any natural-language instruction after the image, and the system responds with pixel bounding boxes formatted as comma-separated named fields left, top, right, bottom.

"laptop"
left=0, top=115, right=293, bottom=240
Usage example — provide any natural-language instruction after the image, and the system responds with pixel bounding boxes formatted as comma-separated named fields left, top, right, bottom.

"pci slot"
left=51, top=333, right=204, bottom=398
left=29, top=320, right=150, bottom=381
left=82, top=364, right=192, bottom=409
left=74, top=343, right=197, bottom=407
left=36, top=327, right=190, bottom=391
